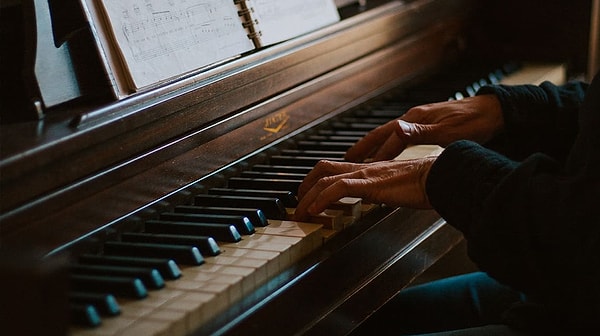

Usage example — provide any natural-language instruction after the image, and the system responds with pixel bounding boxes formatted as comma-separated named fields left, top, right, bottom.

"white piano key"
left=70, top=314, right=137, bottom=335
left=69, top=219, right=324, bottom=336
left=143, top=309, right=188, bottom=336
left=163, top=292, right=225, bottom=333
left=221, top=235, right=295, bottom=269
left=258, top=220, right=324, bottom=257
left=116, top=319, right=172, bottom=336
left=122, top=291, right=218, bottom=336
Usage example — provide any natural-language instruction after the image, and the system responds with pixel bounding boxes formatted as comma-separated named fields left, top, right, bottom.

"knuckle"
left=314, top=159, right=335, bottom=170
left=315, top=176, right=333, bottom=189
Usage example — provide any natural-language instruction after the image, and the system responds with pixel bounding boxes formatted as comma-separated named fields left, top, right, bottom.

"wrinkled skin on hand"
left=294, top=156, right=437, bottom=221
left=294, top=95, right=504, bottom=221
left=345, top=95, right=504, bottom=163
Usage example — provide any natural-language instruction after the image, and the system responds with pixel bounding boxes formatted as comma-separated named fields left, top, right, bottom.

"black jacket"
left=426, top=72, right=600, bottom=333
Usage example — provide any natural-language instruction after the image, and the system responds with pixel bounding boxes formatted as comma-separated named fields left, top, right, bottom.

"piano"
left=0, top=0, right=596, bottom=335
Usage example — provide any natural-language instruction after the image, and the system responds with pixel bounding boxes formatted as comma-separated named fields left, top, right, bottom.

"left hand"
left=344, top=95, right=504, bottom=163
left=294, top=156, right=437, bottom=221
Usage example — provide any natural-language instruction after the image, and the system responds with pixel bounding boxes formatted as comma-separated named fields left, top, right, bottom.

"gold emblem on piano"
left=262, top=111, right=290, bottom=138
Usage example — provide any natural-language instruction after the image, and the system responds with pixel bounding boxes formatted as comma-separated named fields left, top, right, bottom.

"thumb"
left=395, top=120, right=435, bottom=145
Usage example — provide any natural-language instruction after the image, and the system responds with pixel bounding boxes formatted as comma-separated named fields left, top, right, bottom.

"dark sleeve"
left=425, top=73, right=600, bottom=330
left=425, top=139, right=600, bottom=329
left=477, top=80, right=587, bottom=162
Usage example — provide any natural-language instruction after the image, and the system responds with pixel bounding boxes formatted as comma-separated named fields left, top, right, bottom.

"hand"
left=344, top=94, right=504, bottom=162
left=294, top=156, right=437, bottom=221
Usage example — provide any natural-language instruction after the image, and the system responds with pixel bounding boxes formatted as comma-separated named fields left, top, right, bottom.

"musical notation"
left=248, top=0, right=341, bottom=45
left=99, top=0, right=255, bottom=89
left=92, top=0, right=339, bottom=91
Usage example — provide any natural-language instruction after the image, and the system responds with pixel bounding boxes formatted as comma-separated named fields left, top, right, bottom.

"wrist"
left=477, top=94, right=505, bottom=137
left=418, top=155, right=438, bottom=208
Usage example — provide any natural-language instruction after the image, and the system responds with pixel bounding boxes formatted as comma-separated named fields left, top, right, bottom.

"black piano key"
left=70, top=274, right=148, bottom=299
left=160, top=212, right=255, bottom=235
left=355, top=105, right=413, bottom=117
left=329, top=121, right=380, bottom=131
left=317, top=129, right=367, bottom=137
left=404, top=83, right=464, bottom=102
left=250, top=165, right=313, bottom=175
left=487, top=70, right=502, bottom=84
left=339, top=117, right=394, bottom=124
left=279, top=149, right=346, bottom=158
left=194, top=194, right=287, bottom=220
left=69, top=292, right=121, bottom=316
left=78, top=254, right=182, bottom=280
left=227, top=177, right=302, bottom=194
left=208, top=188, right=298, bottom=208
left=306, top=134, right=362, bottom=142
left=240, top=171, right=306, bottom=179
left=121, top=232, right=221, bottom=256
left=144, top=220, right=242, bottom=243
left=174, top=205, right=269, bottom=227
left=267, top=155, right=343, bottom=166
left=70, top=264, right=165, bottom=289
left=69, top=303, right=102, bottom=327
left=103, top=241, right=204, bottom=266
left=295, top=140, right=355, bottom=151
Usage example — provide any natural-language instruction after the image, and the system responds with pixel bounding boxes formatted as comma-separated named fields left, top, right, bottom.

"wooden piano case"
left=0, top=0, right=595, bottom=335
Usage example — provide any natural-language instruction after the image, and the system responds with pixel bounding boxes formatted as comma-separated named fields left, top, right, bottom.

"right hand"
left=294, top=156, right=437, bottom=221
left=344, top=94, right=505, bottom=162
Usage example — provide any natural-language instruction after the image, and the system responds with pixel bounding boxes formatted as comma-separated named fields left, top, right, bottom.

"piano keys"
left=1, top=0, right=593, bottom=335
left=52, top=60, right=519, bottom=335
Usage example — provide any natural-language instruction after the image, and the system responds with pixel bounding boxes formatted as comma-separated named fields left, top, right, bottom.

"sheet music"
left=97, top=0, right=255, bottom=90
left=248, top=0, right=341, bottom=46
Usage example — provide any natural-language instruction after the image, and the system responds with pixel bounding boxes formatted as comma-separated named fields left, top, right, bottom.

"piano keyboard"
left=67, top=61, right=523, bottom=335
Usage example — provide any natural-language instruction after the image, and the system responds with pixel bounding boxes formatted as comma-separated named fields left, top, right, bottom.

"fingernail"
left=399, top=120, right=411, bottom=136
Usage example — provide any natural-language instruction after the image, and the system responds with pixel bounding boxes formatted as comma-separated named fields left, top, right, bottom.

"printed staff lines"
left=119, top=1, right=241, bottom=61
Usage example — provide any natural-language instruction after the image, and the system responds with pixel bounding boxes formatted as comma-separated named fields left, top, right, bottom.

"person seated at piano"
left=294, top=71, right=600, bottom=335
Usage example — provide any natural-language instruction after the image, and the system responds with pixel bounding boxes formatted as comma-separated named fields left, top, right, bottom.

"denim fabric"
left=351, top=272, right=529, bottom=335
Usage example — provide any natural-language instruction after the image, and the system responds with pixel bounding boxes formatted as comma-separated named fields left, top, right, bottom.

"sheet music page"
left=97, top=0, right=255, bottom=90
left=249, top=0, right=341, bottom=46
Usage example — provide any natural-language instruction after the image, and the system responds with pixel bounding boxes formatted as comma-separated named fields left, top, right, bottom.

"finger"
left=305, top=178, right=354, bottom=217
left=344, top=122, right=396, bottom=162
left=401, top=102, right=441, bottom=123
left=297, top=160, right=341, bottom=200
left=371, top=120, right=431, bottom=161
left=295, top=173, right=359, bottom=220
left=392, top=120, right=442, bottom=147
left=371, top=129, right=408, bottom=161
left=295, top=174, right=335, bottom=220
left=296, top=162, right=366, bottom=220
left=297, top=160, right=363, bottom=201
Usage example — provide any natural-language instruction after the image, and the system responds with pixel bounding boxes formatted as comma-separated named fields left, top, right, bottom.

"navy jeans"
left=351, top=272, right=530, bottom=335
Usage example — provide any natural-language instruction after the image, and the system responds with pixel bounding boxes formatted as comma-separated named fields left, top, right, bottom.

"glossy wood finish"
left=0, top=0, right=473, bottom=251
left=203, top=209, right=463, bottom=336
left=1, top=0, right=473, bottom=335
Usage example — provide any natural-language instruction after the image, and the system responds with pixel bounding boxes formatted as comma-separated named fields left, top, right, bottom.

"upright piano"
left=0, top=0, right=596, bottom=335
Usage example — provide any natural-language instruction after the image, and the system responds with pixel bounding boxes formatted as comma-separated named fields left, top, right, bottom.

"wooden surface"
left=499, top=63, right=567, bottom=85
left=0, top=0, right=475, bottom=254
left=7, top=1, right=574, bottom=335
